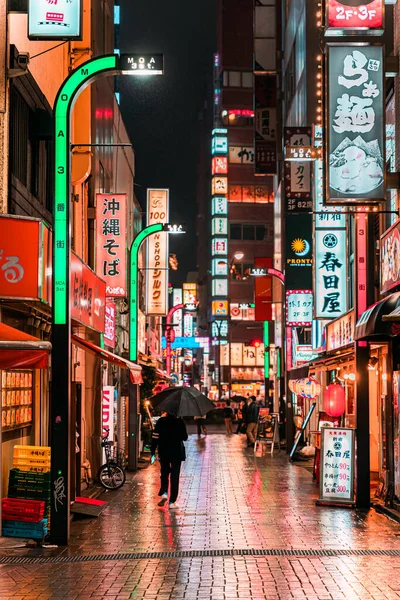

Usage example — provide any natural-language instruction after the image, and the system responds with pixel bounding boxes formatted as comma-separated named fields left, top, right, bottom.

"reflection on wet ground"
left=1, top=428, right=400, bottom=598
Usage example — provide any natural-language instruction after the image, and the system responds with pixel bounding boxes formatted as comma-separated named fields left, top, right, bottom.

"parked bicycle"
left=98, top=428, right=126, bottom=490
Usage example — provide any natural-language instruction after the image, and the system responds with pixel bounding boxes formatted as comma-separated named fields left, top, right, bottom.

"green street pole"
left=51, top=53, right=164, bottom=545
left=264, top=321, right=270, bottom=407
left=129, top=223, right=163, bottom=363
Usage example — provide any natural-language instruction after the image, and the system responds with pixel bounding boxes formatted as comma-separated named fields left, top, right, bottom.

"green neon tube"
left=53, top=55, right=118, bottom=326
left=129, top=223, right=163, bottom=362
left=263, top=321, right=269, bottom=377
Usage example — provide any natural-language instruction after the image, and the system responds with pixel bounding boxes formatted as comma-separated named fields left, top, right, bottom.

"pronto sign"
left=145, top=189, right=169, bottom=316
left=28, top=0, right=82, bottom=40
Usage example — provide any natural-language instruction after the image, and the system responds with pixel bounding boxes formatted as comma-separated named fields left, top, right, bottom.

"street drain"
left=1, top=548, right=400, bottom=565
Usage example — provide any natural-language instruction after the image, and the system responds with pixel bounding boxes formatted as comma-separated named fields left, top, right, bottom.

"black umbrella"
left=150, top=386, right=215, bottom=418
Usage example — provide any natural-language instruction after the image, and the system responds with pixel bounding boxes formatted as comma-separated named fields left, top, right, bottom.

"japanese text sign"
left=104, top=300, right=116, bottom=348
left=28, top=0, right=82, bottom=40
left=173, top=288, right=183, bottom=337
left=284, top=127, right=312, bottom=213
left=327, top=45, right=385, bottom=203
left=146, top=189, right=169, bottom=316
left=102, top=386, right=114, bottom=462
left=327, top=0, right=384, bottom=33
left=0, top=217, right=51, bottom=302
left=254, top=74, right=277, bottom=174
left=71, top=252, right=106, bottom=332
left=381, top=220, right=400, bottom=294
left=286, top=291, right=313, bottom=327
left=183, top=283, right=197, bottom=305
left=319, top=427, right=355, bottom=504
left=326, top=310, right=354, bottom=351
left=96, top=194, right=127, bottom=298
left=315, top=228, right=347, bottom=318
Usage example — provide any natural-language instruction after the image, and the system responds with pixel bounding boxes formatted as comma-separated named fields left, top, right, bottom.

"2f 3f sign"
left=28, top=0, right=82, bottom=40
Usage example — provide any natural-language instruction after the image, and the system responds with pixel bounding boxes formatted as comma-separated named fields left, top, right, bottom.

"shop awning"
left=71, top=335, right=143, bottom=384
left=354, top=292, right=400, bottom=341
left=288, top=365, right=310, bottom=380
left=0, top=323, right=51, bottom=369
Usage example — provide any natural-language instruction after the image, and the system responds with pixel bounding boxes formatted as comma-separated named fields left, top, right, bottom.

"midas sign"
left=145, top=189, right=169, bottom=316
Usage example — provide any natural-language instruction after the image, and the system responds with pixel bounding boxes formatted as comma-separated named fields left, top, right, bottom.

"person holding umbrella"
left=151, top=412, right=188, bottom=508
left=150, top=386, right=214, bottom=508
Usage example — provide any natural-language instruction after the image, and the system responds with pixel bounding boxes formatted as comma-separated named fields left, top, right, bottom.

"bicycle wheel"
left=98, top=462, right=126, bottom=490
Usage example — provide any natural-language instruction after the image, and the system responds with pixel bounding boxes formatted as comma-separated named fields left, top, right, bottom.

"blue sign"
left=162, top=336, right=209, bottom=350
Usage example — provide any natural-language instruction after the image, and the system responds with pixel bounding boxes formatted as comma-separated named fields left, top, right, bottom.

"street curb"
left=372, top=500, right=400, bottom=524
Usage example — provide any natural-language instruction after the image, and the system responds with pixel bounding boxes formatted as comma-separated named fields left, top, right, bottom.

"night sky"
left=118, top=1, right=216, bottom=284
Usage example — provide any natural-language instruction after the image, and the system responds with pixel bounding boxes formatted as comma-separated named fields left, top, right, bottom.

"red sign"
left=96, top=194, right=127, bottom=297
left=212, top=156, right=228, bottom=175
left=71, top=252, right=106, bottom=332
left=0, top=217, right=51, bottom=302
left=104, top=300, right=116, bottom=348
left=254, top=258, right=273, bottom=322
left=328, top=0, right=383, bottom=30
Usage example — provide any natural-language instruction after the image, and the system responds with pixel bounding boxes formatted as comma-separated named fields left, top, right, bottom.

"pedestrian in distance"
left=194, top=414, right=207, bottom=436
left=223, top=400, right=234, bottom=434
left=246, top=396, right=260, bottom=447
left=151, top=411, right=188, bottom=509
left=235, top=400, right=247, bottom=434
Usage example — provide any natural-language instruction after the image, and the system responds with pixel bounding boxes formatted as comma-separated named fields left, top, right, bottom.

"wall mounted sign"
left=285, top=213, right=313, bottom=289
left=145, top=189, right=169, bottom=316
left=96, top=193, right=127, bottom=298
left=254, top=74, right=277, bottom=174
left=381, top=220, right=400, bottom=294
left=172, top=288, right=183, bottom=337
left=104, top=300, right=116, bottom=348
left=326, top=310, right=355, bottom=352
left=0, top=217, right=51, bottom=302
left=284, top=127, right=313, bottom=212
left=327, top=45, right=385, bottom=204
left=212, top=300, right=229, bottom=316
left=212, top=197, right=228, bottom=215
left=162, top=336, right=209, bottom=350
left=101, top=386, right=114, bottom=462
left=229, top=146, right=254, bottom=165
left=326, top=0, right=384, bottom=35
left=318, top=427, right=355, bottom=506
left=230, top=303, right=256, bottom=321
left=183, top=283, right=197, bottom=305
left=294, top=345, right=317, bottom=365
left=315, top=227, right=347, bottom=318
left=212, top=217, right=228, bottom=236
left=212, top=156, right=228, bottom=174
left=286, top=290, right=313, bottom=326
left=71, top=252, right=105, bottom=332
left=211, top=129, right=228, bottom=155
left=28, top=0, right=82, bottom=40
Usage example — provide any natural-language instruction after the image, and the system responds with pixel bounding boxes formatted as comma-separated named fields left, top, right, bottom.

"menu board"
left=1, top=371, right=33, bottom=432
left=318, top=427, right=355, bottom=505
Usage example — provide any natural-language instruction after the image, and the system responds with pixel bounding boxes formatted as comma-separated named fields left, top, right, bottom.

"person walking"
left=246, top=396, right=260, bottom=447
left=223, top=400, right=233, bottom=434
left=151, top=412, right=188, bottom=509
left=194, top=414, right=207, bottom=436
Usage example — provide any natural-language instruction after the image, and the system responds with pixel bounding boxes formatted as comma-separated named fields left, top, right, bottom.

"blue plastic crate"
left=2, top=526, right=47, bottom=539
left=3, top=518, right=47, bottom=532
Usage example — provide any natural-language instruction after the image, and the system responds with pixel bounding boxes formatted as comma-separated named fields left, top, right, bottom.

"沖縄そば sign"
left=327, top=45, right=385, bottom=204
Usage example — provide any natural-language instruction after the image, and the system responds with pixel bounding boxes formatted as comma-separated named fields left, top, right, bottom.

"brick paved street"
left=2, top=429, right=400, bottom=599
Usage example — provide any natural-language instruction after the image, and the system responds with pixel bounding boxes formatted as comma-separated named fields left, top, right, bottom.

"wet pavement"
left=1, top=427, right=400, bottom=599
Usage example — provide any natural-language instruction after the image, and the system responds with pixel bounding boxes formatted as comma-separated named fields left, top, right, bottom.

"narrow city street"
left=1, top=430, right=400, bottom=599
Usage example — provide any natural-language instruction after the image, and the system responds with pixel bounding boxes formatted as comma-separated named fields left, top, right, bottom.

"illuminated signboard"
left=104, top=300, right=116, bottom=348
left=28, top=0, right=82, bottom=40
left=212, top=197, right=228, bottom=215
left=173, top=288, right=183, bottom=337
left=96, top=193, right=127, bottom=297
left=319, top=428, right=355, bottom=504
left=212, top=320, right=228, bottom=338
left=212, top=300, right=229, bottom=316
left=285, top=146, right=321, bottom=161
left=285, top=213, right=313, bottom=289
left=211, top=131, right=228, bottom=155
left=183, top=313, right=194, bottom=337
left=212, top=156, right=228, bottom=175
left=119, top=54, right=164, bottom=75
left=212, top=279, right=228, bottom=297
left=284, top=128, right=313, bottom=212
left=212, top=217, right=228, bottom=236
left=162, top=336, right=209, bottom=350
left=212, top=258, right=228, bottom=276
left=212, top=238, right=228, bottom=256
left=381, top=220, right=400, bottom=294
left=183, top=283, right=197, bottom=305
left=212, top=176, right=228, bottom=195
left=327, top=45, right=385, bottom=204
left=315, top=228, right=347, bottom=318
left=145, top=189, right=169, bottom=316
left=326, top=0, right=384, bottom=35
left=230, top=303, right=255, bottom=321
left=286, top=290, right=313, bottom=327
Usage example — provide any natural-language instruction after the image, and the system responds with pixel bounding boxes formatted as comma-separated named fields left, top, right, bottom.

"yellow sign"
left=212, top=300, right=229, bottom=316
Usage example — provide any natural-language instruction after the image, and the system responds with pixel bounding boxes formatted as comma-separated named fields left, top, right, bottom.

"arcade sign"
left=119, top=54, right=164, bottom=75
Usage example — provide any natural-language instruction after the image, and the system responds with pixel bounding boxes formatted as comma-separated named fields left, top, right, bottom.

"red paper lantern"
left=324, top=383, right=346, bottom=417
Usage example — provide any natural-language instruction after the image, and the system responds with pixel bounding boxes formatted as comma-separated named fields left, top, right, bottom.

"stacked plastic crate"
left=2, top=445, right=51, bottom=540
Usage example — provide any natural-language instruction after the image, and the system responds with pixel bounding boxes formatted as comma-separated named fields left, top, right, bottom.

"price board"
left=318, top=427, right=355, bottom=506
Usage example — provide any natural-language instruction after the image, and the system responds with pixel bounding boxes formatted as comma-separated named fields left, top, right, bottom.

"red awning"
left=72, top=335, right=143, bottom=384
left=0, top=323, right=51, bottom=370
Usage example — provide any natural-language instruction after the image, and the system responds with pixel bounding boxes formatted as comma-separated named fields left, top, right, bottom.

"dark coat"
left=247, top=401, right=260, bottom=424
left=150, top=415, right=188, bottom=461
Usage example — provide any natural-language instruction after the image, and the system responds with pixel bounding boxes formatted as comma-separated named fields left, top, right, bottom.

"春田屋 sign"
left=327, top=45, right=384, bottom=204
left=28, top=0, right=82, bottom=40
